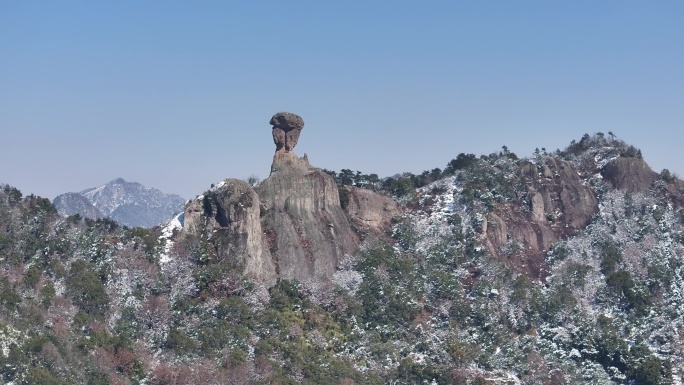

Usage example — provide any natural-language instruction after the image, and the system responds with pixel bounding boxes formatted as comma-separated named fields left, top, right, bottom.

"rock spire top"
left=270, top=112, right=304, bottom=154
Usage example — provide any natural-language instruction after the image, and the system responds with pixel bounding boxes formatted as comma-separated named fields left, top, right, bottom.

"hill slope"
left=1, top=133, right=683, bottom=385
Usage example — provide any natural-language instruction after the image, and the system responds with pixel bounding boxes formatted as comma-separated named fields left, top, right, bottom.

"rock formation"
left=53, top=192, right=105, bottom=220
left=341, top=185, right=402, bottom=238
left=601, top=157, right=658, bottom=193
left=184, top=179, right=276, bottom=285
left=258, top=112, right=358, bottom=282
left=182, top=112, right=362, bottom=285
left=484, top=158, right=599, bottom=278
left=270, top=112, right=304, bottom=154
left=257, top=158, right=358, bottom=282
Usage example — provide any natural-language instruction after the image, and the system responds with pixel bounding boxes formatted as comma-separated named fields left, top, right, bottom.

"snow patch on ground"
left=407, top=176, right=471, bottom=251
left=158, top=212, right=183, bottom=264
left=211, top=179, right=227, bottom=192
left=0, top=325, right=21, bottom=356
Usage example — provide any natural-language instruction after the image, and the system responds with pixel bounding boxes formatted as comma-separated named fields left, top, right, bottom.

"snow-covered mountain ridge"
left=54, top=178, right=185, bottom=228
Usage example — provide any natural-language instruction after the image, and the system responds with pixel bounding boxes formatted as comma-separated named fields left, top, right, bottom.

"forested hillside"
left=1, top=133, right=682, bottom=384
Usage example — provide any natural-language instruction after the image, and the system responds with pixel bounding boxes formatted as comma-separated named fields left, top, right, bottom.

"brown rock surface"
left=601, top=157, right=658, bottom=193
left=257, top=156, right=359, bottom=282
left=555, top=158, right=599, bottom=229
left=270, top=112, right=304, bottom=154
left=263, top=113, right=358, bottom=281
left=178, top=113, right=399, bottom=285
left=181, top=199, right=203, bottom=235
left=484, top=158, right=598, bottom=279
left=342, top=186, right=401, bottom=237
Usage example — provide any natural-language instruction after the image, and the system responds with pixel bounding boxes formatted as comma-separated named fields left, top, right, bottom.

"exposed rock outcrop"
left=601, top=157, right=658, bottom=193
left=257, top=155, right=359, bottom=282
left=183, top=179, right=276, bottom=285
left=181, top=200, right=204, bottom=235
left=53, top=192, right=105, bottom=220
left=270, top=112, right=304, bottom=154
left=484, top=158, right=599, bottom=278
left=342, top=186, right=401, bottom=238
left=182, top=112, right=363, bottom=285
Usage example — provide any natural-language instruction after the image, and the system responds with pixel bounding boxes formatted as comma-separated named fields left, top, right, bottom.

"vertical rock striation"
left=183, top=179, right=276, bottom=285
left=182, top=112, right=359, bottom=285
left=258, top=113, right=358, bottom=281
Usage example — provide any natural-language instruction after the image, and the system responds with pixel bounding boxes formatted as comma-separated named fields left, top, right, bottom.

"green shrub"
left=40, top=282, right=55, bottom=308
left=164, top=328, right=197, bottom=353
left=126, top=227, right=157, bottom=256
left=339, top=188, right=351, bottom=210
left=66, top=260, right=110, bottom=317
left=0, top=278, right=21, bottom=311
left=269, top=280, right=304, bottom=312
left=24, top=266, right=41, bottom=288
left=606, top=270, right=651, bottom=314
left=599, top=241, right=622, bottom=275
left=3, top=185, right=22, bottom=205
left=543, top=284, right=576, bottom=320
left=630, top=356, right=672, bottom=385
left=445, top=153, right=477, bottom=174
left=215, top=297, right=253, bottom=326
left=24, top=367, right=68, bottom=385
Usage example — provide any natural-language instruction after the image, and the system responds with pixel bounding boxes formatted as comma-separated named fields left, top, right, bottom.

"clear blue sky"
left=2, top=1, right=682, bottom=200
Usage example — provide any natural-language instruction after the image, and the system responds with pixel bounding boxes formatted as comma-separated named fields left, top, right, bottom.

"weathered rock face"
left=183, top=179, right=276, bottom=285
left=257, top=155, right=359, bottom=282
left=601, top=157, right=658, bottom=193
left=484, top=158, right=599, bottom=278
left=342, top=186, right=401, bottom=238
left=181, top=200, right=204, bottom=235
left=270, top=112, right=304, bottom=154
left=182, top=112, right=363, bottom=285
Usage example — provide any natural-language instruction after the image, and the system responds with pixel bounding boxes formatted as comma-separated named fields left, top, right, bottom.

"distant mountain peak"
left=55, top=178, right=185, bottom=228
left=52, top=192, right=105, bottom=220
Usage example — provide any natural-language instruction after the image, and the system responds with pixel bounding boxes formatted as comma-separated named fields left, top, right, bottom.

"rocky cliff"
left=181, top=113, right=366, bottom=285
left=342, top=185, right=402, bottom=238
left=482, top=157, right=599, bottom=278
left=257, top=153, right=359, bottom=281
left=601, top=157, right=659, bottom=193
left=183, top=179, right=277, bottom=285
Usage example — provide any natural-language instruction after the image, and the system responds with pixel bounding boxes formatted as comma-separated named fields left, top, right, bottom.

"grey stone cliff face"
left=601, top=157, right=658, bottom=193
left=342, top=185, right=401, bottom=238
left=183, top=179, right=276, bottom=285
left=257, top=153, right=359, bottom=282
left=484, top=158, right=599, bottom=278
left=182, top=112, right=361, bottom=285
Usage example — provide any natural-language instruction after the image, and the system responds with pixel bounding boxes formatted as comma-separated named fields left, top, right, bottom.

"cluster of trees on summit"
left=327, top=132, right=645, bottom=201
